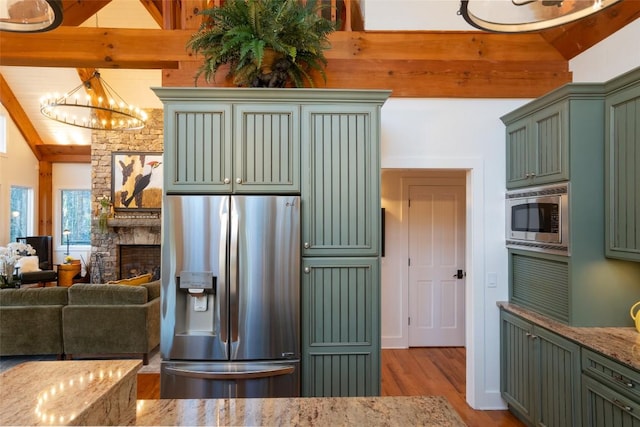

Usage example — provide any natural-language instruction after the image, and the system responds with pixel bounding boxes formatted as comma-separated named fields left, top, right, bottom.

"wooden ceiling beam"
left=36, top=145, right=91, bottom=163
left=0, top=73, right=45, bottom=158
left=540, top=0, right=640, bottom=60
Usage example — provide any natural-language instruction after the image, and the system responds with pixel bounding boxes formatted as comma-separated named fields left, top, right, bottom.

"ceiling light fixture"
left=459, top=0, right=623, bottom=33
left=40, top=71, right=147, bottom=131
left=0, top=0, right=63, bottom=33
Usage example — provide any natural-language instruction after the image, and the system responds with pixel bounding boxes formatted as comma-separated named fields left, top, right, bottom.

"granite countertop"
left=135, top=396, right=466, bottom=426
left=498, top=301, right=640, bottom=371
left=0, top=359, right=141, bottom=426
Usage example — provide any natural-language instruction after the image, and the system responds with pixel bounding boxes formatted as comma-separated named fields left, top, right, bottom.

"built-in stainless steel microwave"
left=506, top=183, right=570, bottom=256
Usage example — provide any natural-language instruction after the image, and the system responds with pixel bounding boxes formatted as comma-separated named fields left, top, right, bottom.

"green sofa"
left=0, top=280, right=160, bottom=365
left=62, top=281, right=160, bottom=365
left=0, top=287, right=68, bottom=357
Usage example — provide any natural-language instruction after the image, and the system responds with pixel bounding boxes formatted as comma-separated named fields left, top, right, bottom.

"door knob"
left=303, top=242, right=310, bottom=249
left=223, top=178, right=230, bottom=184
left=236, top=178, right=242, bottom=184
left=453, top=269, right=466, bottom=279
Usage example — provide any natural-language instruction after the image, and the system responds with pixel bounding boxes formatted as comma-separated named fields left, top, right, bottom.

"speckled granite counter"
left=499, top=301, right=640, bottom=371
left=0, top=359, right=141, bottom=426
left=135, top=396, right=466, bottom=426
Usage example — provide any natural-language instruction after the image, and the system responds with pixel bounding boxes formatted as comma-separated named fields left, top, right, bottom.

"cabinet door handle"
left=612, top=399, right=632, bottom=412
left=613, top=374, right=634, bottom=388
left=304, top=267, right=311, bottom=274
left=236, top=178, right=242, bottom=184
left=303, top=242, right=310, bottom=249
left=525, top=332, right=538, bottom=340
left=530, top=172, right=536, bottom=177
left=223, top=178, right=230, bottom=184
left=525, top=173, right=530, bottom=178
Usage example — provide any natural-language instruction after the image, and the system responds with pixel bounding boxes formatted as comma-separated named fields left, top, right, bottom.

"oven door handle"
left=164, top=365, right=294, bottom=380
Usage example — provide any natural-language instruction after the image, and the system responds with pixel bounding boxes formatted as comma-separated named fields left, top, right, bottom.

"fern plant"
left=187, top=0, right=337, bottom=88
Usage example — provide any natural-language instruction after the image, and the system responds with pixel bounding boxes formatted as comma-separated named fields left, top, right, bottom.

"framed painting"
left=112, top=152, right=163, bottom=211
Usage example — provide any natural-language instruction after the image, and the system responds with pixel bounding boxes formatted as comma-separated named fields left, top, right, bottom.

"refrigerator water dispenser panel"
left=179, top=271, right=216, bottom=294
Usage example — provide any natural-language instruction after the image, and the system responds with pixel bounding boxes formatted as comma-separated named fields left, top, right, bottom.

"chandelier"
left=40, top=71, right=147, bottom=131
left=0, top=0, right=63, bottom=33
left=459, top=0, right=623, bottom=33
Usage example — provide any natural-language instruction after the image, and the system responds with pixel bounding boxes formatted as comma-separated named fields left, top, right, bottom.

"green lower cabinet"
left=501, top=310, right=581, bottom=426
left=581, top=348, right=640, bottom=427
left=301, top=257, right=380, bottom=396
left=582, top=375, right=640, bottom=426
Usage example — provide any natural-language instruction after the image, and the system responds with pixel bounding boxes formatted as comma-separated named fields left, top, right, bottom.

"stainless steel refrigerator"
left=160, top=195, right=300, bottom=399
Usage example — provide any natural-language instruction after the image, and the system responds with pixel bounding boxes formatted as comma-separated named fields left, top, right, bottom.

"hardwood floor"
left=382, top=348, right=524, bottom=427
left=137, top=347, right=524, bottom=426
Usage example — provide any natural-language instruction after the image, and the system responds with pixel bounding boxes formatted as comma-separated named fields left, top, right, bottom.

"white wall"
left=0, top=104, right=39, bottom=246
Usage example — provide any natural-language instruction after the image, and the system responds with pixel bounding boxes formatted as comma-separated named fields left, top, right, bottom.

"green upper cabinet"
left=605, top=68, right=640, bottom=262
left=301, top=104, right=381, bottom=256
left=233, top=104, right=299, bottom=193
left=502, top=84, right=605, bottom=190
left=162, top=102, right=298, bottom=194
left=505, top=102, right=569, bottom=188
left=164, top=102, right=233, bottom=193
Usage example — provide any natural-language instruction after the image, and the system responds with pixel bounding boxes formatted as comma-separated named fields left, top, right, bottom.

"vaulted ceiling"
left=1, top=0, right=639, bottom=164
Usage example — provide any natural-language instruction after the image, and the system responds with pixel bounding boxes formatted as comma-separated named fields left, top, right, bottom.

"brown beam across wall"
left=38, top=161, right=53, bottom=236
left=0, top=28, right=570, bottom=98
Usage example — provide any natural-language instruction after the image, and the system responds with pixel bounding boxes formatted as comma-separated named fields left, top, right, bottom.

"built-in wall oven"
left=506, top=183, right=570, bottom=256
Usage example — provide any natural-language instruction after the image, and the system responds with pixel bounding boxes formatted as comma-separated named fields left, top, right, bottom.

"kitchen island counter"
left=136, top=396, right=466, bottom=426
left=0, top=359, right=140, bottom=426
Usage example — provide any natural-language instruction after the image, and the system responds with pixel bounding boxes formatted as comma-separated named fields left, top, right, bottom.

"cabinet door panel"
left=506, top=118, right=531, bottom=187
left=301, top=258, right=380, bottom=396
left=501, top=310, right=535, bottom=424
left=606, top=84, right=640, bottom=261
left=536, top=326, right=581, bottom=427
left=532, top=103, right=569, bottom=184
left=301, top=105, right=380, bottom=256
left=234, top=104, right=300, bottom=193
left=165, top=104, right=233, bottom=193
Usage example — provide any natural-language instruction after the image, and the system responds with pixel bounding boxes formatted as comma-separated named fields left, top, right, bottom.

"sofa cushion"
left=68, top=283, right=148, bottom=305
left=140, top=280, right=160, bottom=302
left=16, top=256, right=40, bottom=273
left=107, top=273, right=152, bottom=286
left=0, top=287, right=68, bottom=306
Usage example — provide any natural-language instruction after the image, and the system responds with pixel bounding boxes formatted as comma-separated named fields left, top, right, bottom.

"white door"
left=408, top=184, right=465, bottom=347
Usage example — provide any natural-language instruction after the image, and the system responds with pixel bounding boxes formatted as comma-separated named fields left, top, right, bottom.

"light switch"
left=487, top=272, right=497, bottom=288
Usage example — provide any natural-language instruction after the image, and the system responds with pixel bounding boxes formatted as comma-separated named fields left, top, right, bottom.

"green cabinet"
left=582, top=348, right=640, bottom=426
left=161, top=100, right=299, bottom=194
left=502, top=84, right=606, bottom=190
left=301, top=257, right=380, bottom=396
left=300, top=104, right=381, bottom=257
left=605, top=68, right=640, bottom=262
left=501, top=309, right=581, bottom=427
left=505, top=101, right=569, bottom=188
left=154, top=87, right=391, bottom=398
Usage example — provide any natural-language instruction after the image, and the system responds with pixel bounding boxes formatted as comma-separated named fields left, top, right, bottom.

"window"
left=10, top=186, right=32, bottom=242
left=61, top=189, right=91, bottom=246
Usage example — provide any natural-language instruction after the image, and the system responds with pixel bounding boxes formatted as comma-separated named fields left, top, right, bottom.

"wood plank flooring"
left=137, top=347, right=524, bottom=426
left=382, top=348, right=523, bottom=427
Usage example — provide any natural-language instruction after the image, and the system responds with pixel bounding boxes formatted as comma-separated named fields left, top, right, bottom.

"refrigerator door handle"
left=230, top=198, right=239, bottom=343
left=164, top=365, right=294, bottom=380
left=219, top=207, right=229, bottom=346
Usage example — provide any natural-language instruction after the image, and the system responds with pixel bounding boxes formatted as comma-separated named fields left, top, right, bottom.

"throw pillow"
left=17, top=256, right=41, bottom=273
left=107, top=273, right=152, bottom=286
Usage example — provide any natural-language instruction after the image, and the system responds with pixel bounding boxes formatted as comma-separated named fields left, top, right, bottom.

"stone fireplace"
left=90, top=109, right=164, bottom=283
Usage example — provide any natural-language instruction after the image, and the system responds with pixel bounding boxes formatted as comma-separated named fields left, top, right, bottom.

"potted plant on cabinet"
left=187, top=0, right=337, bottom=88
